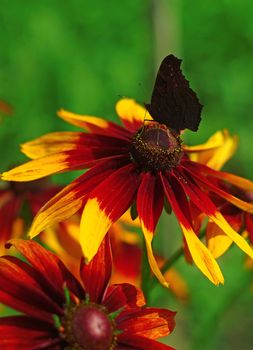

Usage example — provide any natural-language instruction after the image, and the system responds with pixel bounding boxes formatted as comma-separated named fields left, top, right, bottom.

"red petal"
left=0, top=256, right=63, bottom=321
left=0, top=316, right=61, bottom=350
left=137, top=172, right=163, bottom=234
left=183, top=165, right=253, bottom=213
left=103, top=283, right=145, bottom=313
left=6, top=240, right=83, bottom=303
left=184, top=160, right=253, bottom=191
left=118, top=334, right=175, bottom=350
left=80, top=234, right=112, bottom=303
left=117, top=307, right=176, bottom=339
left=161, top=173, right=192, bottom=226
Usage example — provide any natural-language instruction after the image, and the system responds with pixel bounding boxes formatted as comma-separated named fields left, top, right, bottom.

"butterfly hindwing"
left=146, top=54, right=202, bottom=132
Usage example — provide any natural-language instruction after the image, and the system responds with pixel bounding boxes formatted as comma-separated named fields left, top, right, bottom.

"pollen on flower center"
left=130, top=122, right=182, bottom=171
left=63, top=303, right=117, bottom=350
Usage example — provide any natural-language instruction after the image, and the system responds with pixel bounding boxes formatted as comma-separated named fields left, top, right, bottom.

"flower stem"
left=161, top=229, right=206, bottom=274
left=161, top=246, right=184, bottom=274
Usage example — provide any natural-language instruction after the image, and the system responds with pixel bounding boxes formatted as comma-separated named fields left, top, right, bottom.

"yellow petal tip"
left=80, top=198, right=112, bottom=263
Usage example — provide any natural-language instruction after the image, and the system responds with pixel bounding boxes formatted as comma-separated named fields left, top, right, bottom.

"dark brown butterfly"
left=145, top=54, right=202, bottom=132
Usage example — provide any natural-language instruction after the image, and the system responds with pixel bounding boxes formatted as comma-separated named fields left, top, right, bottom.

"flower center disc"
left=65, top=305, right=115, bottom=350
left=130, top=122, right=182, bottom=171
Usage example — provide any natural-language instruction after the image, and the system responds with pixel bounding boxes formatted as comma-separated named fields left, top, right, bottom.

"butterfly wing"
left=146, top=54, right=202, bottom=132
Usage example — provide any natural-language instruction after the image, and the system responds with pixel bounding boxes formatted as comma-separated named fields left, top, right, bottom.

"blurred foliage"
left=0, top=0, right=253, bottom=349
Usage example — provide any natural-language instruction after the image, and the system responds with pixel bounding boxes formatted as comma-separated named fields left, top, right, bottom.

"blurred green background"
left=1, top=1, right=253, bottom=349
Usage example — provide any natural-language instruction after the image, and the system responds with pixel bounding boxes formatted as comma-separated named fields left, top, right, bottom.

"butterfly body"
left=146, top=54, right=202, bottom=133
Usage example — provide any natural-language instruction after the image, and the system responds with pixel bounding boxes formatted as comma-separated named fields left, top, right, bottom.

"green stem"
left=161, top=229, right=206, bottom=274
left=161, top=245, right=184, bottom=274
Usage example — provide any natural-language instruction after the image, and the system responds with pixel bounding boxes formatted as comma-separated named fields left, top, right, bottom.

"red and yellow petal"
left=28, top=157, right=128, bottom=239
left=116, top=99, right=151, bottom=132
left=58, top=109, right=131, bottom=140
left=136, top=172, right=167, bottom=287
left=161, top=174, right=224, bottom=285
left=186, top=160, right=253, bottom=191
left=80, top=163, right=140, bottom=263
left=176, top=168, right=253, bottom=260
left=2, top=144, right=129, bottom=182
left=80, top=234, right=112, bottom=303
left=21, top=132, right=130, bottom=160
left=184, top=164, right=253, bottom=214
left=185, top=129, right=238, bottom=170
left=21, top=132, right=84, bottom=159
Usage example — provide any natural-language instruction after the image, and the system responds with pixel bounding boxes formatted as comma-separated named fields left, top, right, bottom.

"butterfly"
left=145, top=54, right=203, bottom=132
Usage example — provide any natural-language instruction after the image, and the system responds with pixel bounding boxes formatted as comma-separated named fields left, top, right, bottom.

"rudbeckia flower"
left=0, top=178, right=59, bottom=255
left=0, top=237, right=176, bottom=349
left=2, top=95, right=253, bottom=287
left=2, top=98, right=253, bottom=287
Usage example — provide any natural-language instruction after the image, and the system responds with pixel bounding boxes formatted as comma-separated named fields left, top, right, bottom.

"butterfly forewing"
left=146, top=54, right=202, bottom=132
